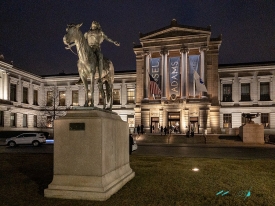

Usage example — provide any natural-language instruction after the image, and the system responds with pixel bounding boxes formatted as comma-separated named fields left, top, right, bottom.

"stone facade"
left=0, top=61, right=136, bottom=135
left=133, top=19, right=222, bottom=134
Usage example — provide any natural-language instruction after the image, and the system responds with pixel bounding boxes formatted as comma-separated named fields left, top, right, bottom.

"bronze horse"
left=63, top=23, right=114, bottom=110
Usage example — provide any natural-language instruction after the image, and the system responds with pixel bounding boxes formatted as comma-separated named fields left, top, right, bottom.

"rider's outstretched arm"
left=103, top=32, right=120, bottom=46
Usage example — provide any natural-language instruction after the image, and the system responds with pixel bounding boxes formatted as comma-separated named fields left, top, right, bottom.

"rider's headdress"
left=91, top=21, right=101, bottom=30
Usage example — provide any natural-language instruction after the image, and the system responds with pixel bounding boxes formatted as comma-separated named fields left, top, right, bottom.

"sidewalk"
left=134, top=133, right=275, bottom=148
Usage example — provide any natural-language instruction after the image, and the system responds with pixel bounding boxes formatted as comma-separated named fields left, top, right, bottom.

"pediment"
left=140, top=20, right=211, bottom=41
left=151, top=30, right=203, bottom=39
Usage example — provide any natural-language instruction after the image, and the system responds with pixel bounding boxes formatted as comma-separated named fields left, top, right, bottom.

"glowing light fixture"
left=192, top=167, right=199, bottom=172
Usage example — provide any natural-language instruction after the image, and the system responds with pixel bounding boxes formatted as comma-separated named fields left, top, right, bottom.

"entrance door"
left=168, top=112, right=180, bottom=133
left=151, top=117, right=159, bottom=133
left=189, top=117, right=199, bottom=133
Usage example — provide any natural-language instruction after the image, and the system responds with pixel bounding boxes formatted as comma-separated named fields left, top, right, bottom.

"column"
left=66, top=82, right=71, bottom=107
left=29, top=79, right=33, bottom=105
left=143, top=51, right=150, bottom=100
left=180, top=47, right=188, bottom=99
left=121, top=79, right=126, bottom=106
left=199, top=47, right=207, bottom=98
left=160, top=48, right=168, bottom=100
left=3, top=72, right=9, bottom=100
left=18, top=75, right=22, bottom=103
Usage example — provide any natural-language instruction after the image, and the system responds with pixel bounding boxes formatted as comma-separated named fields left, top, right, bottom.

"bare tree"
left=40, top=86, right=67, bottom=128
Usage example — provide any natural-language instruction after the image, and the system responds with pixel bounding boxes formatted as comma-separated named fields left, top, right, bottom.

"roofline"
left=219, top=61, right=275, bottom=68
left=139, top=19, right=211, bottom=39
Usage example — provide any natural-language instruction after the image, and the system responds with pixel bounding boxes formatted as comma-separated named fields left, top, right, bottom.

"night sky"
left=1, top=0, right=274, bottom=75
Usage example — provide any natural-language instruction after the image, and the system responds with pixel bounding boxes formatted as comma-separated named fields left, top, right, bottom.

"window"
left=33, top=90, right=38, bottom=105
left=59, top=91, right=66, bottom=106
left=127, top=88, right=135, bottom=104
left=0, top=111, right=4, bottom=127
left=47, top=91, right=53, bottom=106
left=241, top=83, right=251, bottom=101
left=34, top=115, right=37, bottom=127
left=261, top=113, right=269, bottom=128
left=47, top=116, right=53, bottom=128
left=223, top=84, right=232, bottom=102
left=10, top=113, right=16, bottom=127
left=23, top=114, right=27, bottom=127
left=10, top=84, right=17, bottom=101
left=72, top=90, right=79, bottom=106
left=113, top=89, right=120, bottom=105
left=260, top=82, right=270, bottom=101
left=223, top=114, right=232, bottom=128
left=23, top=87, right=28, bottom=104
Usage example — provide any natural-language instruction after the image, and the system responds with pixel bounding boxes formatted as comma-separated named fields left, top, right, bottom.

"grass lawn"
left=0, top=153, right=275, bottom=206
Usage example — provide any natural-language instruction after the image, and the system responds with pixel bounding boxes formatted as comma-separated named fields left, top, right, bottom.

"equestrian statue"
left=63, top=22, right=119, bottom=110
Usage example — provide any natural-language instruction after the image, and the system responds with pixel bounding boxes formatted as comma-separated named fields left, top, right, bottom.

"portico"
left=134, top=19, right=221, bottom=134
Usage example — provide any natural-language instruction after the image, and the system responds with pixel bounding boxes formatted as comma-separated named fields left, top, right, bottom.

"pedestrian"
left=160, top=126, right=163, bottom=135
left=141, top=124, right=144, bottom=134
left=129, top=134, right=134, bottom=155
left=191, top=129, right=194, bottom=137
left=186, top=130, right=190, bottom=137
left=152, top=125, right=154, bottom=133
left=137, top=125, right=140, bottom=136
left=164, top=126, right=167, bottom=135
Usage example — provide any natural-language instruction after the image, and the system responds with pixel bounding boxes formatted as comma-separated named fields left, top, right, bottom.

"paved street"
left=0, top=140, right=274, bottom=159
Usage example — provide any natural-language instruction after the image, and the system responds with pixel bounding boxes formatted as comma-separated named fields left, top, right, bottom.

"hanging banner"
left=150, top=58, right=161, bottom=83
left=189, top=55, right=200, bottom=96
left=169, top=57, right=180, bottom=96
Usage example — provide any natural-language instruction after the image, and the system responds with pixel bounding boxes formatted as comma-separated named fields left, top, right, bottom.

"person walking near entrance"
left=160, top=126, right=163, bottom=135
left=141, top=124, right=144, bottom=134
left=137, top=125, right=140, bottom=136
left=164, top=126, right=167, bottom=135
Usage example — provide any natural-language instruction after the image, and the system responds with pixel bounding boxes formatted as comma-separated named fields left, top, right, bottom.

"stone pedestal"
left=44, top=109, right=135, bottom=201
left=239, top=122, right=264, bottom=144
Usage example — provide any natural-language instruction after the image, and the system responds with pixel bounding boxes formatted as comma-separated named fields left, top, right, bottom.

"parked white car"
left=6, top=133, right=46, bottom=147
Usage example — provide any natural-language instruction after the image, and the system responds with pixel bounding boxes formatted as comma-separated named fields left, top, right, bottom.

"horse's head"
left=63, top=23, right=83, bottom=46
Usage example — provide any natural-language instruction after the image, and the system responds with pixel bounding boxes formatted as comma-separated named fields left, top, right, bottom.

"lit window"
left=127, top=88, right=135, bottom=104
left=72, top=90, right=79, bottom=106
left=47, top=116, right=53, bottom=128
left=59, top=91, right=66, bottom=106
left=261, top=113, right=269, bottom=128
left=113, top=89, right=120, bottom=105
left=223, top=114, right=232, bottom=128
left=223, top=84, right=232, bottom=102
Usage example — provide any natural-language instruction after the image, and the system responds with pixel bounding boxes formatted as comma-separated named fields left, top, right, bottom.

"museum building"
left=0, top=19, right=275, bottom=135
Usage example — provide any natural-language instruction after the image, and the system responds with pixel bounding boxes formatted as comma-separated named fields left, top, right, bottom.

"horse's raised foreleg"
left=78, top=62, right=89, bottom=107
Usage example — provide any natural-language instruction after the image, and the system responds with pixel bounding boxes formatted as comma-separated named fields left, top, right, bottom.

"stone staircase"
left=134, top=133, right=242, bottom=145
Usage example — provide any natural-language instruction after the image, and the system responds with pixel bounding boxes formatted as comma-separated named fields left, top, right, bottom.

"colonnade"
left=143, top=47, right=206, bottom=100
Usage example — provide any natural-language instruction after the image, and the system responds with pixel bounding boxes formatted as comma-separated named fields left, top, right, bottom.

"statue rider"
left=84, top=21, right=120, bottom=81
